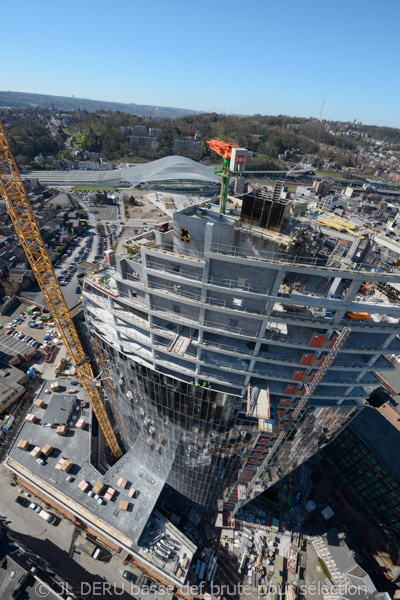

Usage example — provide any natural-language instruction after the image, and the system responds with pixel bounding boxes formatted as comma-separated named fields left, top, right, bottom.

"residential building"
left=312, top=528, right=391, bottom=600
left=129, top=135, right=159, bottom=149
left=6, top=383, right=196, bottom=589
left=149, top=128, right=162, bottom=137
left=0, top=363, right=28, bottom=412
left=313, top=179, right=331, bottom=196
left=133, top=125, right=147, bottom=135
left=174, top=139, right=202, bottom=155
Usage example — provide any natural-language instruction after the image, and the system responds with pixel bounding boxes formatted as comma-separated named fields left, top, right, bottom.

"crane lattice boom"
left=206, top=138, right=239, bottom=159
left=0, top=120, right=122, bottom=459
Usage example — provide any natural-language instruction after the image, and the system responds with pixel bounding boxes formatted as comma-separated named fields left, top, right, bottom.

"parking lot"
left=75, top=190, right=123, bottom=224
left=21, top=227, right=101, bottom=310
left=0, top=300, right=60, bottom=355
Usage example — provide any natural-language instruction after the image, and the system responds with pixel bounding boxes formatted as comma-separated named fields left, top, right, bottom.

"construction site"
left=1, top=131, right=400, bottom=598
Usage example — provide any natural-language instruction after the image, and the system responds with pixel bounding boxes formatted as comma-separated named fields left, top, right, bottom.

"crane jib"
left=0, top=119, right=122, bottom=460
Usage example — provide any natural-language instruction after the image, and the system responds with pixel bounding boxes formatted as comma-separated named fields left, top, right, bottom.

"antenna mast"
left=319, top=99, right=325, bottom=121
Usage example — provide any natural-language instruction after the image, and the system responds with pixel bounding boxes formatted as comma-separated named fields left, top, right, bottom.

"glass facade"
left=324, top=426, right=400, bottom=541
left=90, top=327, right=358, bottom=513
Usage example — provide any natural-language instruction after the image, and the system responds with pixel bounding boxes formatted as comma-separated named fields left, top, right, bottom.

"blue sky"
left=3, top=0, right=400, bottom=127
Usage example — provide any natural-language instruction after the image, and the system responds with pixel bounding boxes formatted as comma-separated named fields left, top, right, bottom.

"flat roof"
left=8, top=381, right=162, bottom=544
left=0, top=331, right=35, bottom=364
left=350, top=406, right=400, bottom=479
left=42, top=394, right=76, bottom=425
left=376, top=402, right=400, bottom=432
left=7, top=381, right=195, bottom=583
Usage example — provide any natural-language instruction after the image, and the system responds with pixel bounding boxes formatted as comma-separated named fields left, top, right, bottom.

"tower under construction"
left=82, top=194, right=400, bottom=515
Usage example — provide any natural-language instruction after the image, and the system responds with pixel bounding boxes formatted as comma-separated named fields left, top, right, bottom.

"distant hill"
left=0, top=91, right=200, bottom=119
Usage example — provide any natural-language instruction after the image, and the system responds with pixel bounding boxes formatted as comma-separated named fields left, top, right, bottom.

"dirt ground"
left=122, top=192, right=167, bottom=222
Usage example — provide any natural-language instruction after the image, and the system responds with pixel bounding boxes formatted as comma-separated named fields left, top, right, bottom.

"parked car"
left=38, top=509, right=56, bottom=525
left=122, top=571, right=137, bottom=583
left=15, top=496, right=29, bottom=507
left=29, top=502, right=41, bottom=513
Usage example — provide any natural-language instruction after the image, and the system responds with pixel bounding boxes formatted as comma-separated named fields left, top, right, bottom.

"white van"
left=38, top=509, right=56, bottom=525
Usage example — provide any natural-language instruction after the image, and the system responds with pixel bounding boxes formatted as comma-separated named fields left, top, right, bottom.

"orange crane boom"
left=206, top=138, right=239, bottom=159
left=206, top=138, right=240, bottom=214
left=0, top=119, right=122, bottom=459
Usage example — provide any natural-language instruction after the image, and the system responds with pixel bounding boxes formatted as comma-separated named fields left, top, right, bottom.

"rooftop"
left=6, top=381, right=194, bottom=583
left=42, top=394, right=76, bottom=425
left=376, top=402, right=400, bottom=431
left=7, top=382, right=162, bottom=543
left=349, top=406, right=400, bottom=479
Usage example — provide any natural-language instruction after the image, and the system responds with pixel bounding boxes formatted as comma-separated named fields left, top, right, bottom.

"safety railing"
left=208, top=242, right=400, bottom=277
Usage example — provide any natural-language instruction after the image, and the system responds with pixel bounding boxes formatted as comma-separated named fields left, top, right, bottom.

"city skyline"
left=2, top=0, right=400, bottom=128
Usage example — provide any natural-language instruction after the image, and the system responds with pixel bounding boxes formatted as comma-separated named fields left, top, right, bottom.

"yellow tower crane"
left=0, top=119, right=122, bottom=459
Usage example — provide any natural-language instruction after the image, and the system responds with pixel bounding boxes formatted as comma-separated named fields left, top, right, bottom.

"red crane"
left=206, top=138, right=240, bottom=213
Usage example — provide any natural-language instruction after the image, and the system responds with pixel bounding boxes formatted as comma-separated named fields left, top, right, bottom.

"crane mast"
left=0, top=119, right=122, bottom=459
left=206, top=138, right=248, bottom=214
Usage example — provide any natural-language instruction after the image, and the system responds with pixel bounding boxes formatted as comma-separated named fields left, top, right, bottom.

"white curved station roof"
left=25, top=156, right=221, bottom=191
left=122, top=156, right=221, bottom=189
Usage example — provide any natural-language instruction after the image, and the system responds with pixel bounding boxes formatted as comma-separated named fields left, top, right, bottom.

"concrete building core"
left=82, top=198, right=400, bottom=515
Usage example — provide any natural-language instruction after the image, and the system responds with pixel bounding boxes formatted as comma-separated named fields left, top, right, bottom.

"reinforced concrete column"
left=353, top=369, right=368, bottom=383
left=367, top=352, right=380, bottom=368
left=327, top=277, right=343, bottom=298
left=141, top=251, right=156, bottom=351
left=109, top=297, right=118, bottom=328
left=342, top=278, right=362, bottom=303
left=270, top=271, right=285, bottom=297
left=263, top=271, right=285, bottom=318
left=344, top=236, right=362, bottom=263
left=196, top=224, right=213, bottom=368
left=332, top=278, right=362, bottom=323
left=382, top=333, right=396, bottom=349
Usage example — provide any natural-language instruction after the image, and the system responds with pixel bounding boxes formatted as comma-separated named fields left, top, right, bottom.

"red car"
left=5, top=329, right=13, bottom=335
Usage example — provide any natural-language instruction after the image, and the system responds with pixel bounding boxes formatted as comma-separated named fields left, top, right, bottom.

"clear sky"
left=3, top=0, right=400, bottom=127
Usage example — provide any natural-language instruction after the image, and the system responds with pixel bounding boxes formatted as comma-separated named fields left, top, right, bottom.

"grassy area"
left=315, top=170, right=346, bottom=179
left=73, top=186, right=117, bottom=191
left=318, top=557, right=332, bottom=580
